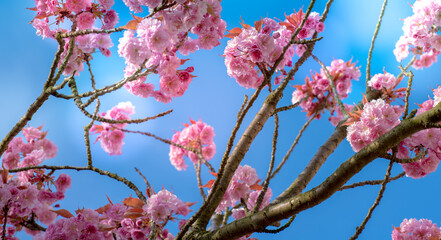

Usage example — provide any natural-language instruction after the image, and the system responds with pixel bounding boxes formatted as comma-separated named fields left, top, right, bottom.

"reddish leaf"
left=106, top=195, right=114, bottom=205
left=254, top=17, right=264, bottom=32
left=146, top=188, right=151, bottom=198
left=227, top=27, right=242, bottom=34
left=131, top=13, right=143, bottom=22
left=279, top=22, right=295, bottom=31
left=75, top=208, right=85, bottom=215
left=182, top=123, right=190, bottom=127
left=189, top=119, right=197, bottom=124
left=394, top=87, right=407, bottom=92
left=26, top=7, right=38, bottom=11
left=122, top=14, right=144, bottom=30
left=123, top=208, right=144, bottom=219
left=249, top=183, right=263, bottom=191
left=185, top=202, right=197, bottom=207
left=123, top=196, right=144, bottom=208
left=239, top=16, right=251, bottom=29
left=224, top=33, right=241, bottom=38
left=1, top=167, right=8, bottom=184
left=180, top=59, right=190, bottom=65
left=122, top=20, right=140, bottom=30
left=99, top=224, right=117, bottom=231
left=201, top=179, right=215, bottom=188
left=95, top=204, right=111, bottom=214
left=225, top=27, right=242, bottom=38
left=209, top=171, right=218, bottom=177
left=52, top=209, right=74, bottom=218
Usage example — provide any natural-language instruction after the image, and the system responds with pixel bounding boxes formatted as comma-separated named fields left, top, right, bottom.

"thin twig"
left=9, top=165, right=146, bottom=202
left=257, top=215, right=295, bottom=234
left=339, top=172, right=405, bottom=191
left=176, top=1, right=321, bottom=237
left=68, top=78, right=173, bottom=125
left=271, top=113, right=316, bottom=179
left=349, top=161, right=393, bottom=240
left=148, top=222, right=157, bottom=240
left=2, top=204, right=8, bottom=240
left=254, top=114, right=279, bottom=212
left=366, top=0, right=389, bottom=87
left=293, top=37, right=323, bottom=45
left=21, top=213, right=46, bottom=231
left=379, top=149, right=427, bottom=164
left=204, top=161, right=216, bottom=174
left=0, top=35, right=68, bottom=157
left=121, top=129, right=199, bottom=154
left=195, top=161, right=207, bottom=201
left=134, top=167, right=152, bottom=191
left=85, top=99, right=100, bottom=168
left=273, top=95, right=309, bottom=115
left=402, top=71, right=414, bottom=119
left=237, top=95, right=249, bottom=120
left=311, top=54, right=347, bottom=116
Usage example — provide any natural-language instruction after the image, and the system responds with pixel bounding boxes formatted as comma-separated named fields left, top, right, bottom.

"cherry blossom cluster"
left=2, top=126, right=58, bottom=182
left=368, top=72, right=398, bottom=90
left=224, top=10, right=324, bottom=88
left=346, top=99, right=403, bottom=152
left=0, top=173, right=71, bottom=238
left=32, top=190, right=188, bottom=239
left=367, top=71, right=407, bottom=104
left=143, top=189, right=190, bottom=224
left=392, top=218, right=441, bottom=240
left=394, top=0, right=441, bottom=69
left=90, top=102, right=135, bottom=155
left=32, top=0, right=118, bottom=75
left=0, top=127, right=74, bottom=238
left=118, top=0, right=226, bottom=103
left=212, top=165, right=272, bottom=215
left=397, top=97, right=441, bottom=178
left=169, top=119, right=216, bottom=171
left=292, top=59, right=360, bottom=118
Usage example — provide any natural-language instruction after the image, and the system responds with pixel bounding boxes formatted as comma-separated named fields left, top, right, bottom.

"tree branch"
left=349, top=161, right=393, bottom=240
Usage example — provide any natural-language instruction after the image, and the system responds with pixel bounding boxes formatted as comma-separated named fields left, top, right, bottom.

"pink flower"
left=98, top=0, right=114, bottom=9
left=33, top=18, right=55, bottom=39
left=65, top=0, right=91, bottom=13
left=102, top=9, right=119, bottom=29
left=147, top=27, right=170, bottom=53
left=54, top=173, right=72, bottom=193
left=143, top=189, right=189, bottom=223
left=99, top=129, right=125, bottom=155
left=34, top=138, right=58, bottom=159
left=90, top=102, right=135, bottom=155
left=169, top=120, right=216, bottom=170
left=392, top=218, right=441, bottom=240
left=76, top=12, right=95, bottom=30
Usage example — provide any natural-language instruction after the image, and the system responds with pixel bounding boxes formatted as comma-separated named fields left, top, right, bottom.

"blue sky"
left=1, top=0, right=441, bottom=239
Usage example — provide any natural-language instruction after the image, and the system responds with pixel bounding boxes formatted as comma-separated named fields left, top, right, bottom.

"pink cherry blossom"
left=65, top=0, right=91, bottom=13
left=169, top=119, right=216, bottom=171
left=392, top=218, right=441, bottom=240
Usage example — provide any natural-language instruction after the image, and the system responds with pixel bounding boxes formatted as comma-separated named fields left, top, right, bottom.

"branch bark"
left=200, top=102, right=441, bottom=240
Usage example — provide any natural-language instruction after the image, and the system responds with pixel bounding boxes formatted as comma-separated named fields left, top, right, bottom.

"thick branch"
left=201, top=101, right=441, bottom=240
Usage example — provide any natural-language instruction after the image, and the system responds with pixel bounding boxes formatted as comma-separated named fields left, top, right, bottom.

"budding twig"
left=270, top=113, right=316, bottom=179
left=349, top=161, right=393, bottom=240
left=339, top=172, right=405, bottom=191
left=311, top=54, right=347, bottom=117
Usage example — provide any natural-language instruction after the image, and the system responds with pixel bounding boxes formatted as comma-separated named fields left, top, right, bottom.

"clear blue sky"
left=1, top=0, right=441, bottom=239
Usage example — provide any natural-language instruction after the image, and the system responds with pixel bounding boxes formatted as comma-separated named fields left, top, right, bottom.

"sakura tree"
left=1, top=0, right=441, bottom=239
